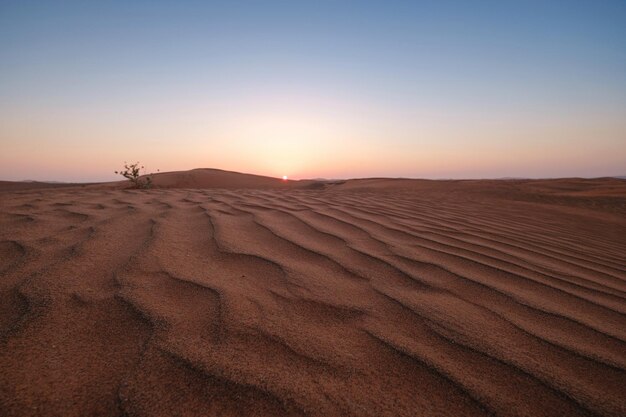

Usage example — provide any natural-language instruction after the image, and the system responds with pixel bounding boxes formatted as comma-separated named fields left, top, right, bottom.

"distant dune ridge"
left=146, top=168, right=299, bottom=189
left=0, top=169, right=625, bottom=417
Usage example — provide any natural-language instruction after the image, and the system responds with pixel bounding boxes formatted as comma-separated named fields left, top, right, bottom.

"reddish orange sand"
left=1, top=170, right=625, bottom=417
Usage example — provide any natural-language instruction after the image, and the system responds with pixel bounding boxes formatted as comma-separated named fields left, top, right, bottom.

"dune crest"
left=143, top=168, right=302, bottom=189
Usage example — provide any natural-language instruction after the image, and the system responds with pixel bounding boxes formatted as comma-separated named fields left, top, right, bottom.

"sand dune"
left=145, top=168, right=308, bottom=189
left=0, top=172, right=625, bottom=417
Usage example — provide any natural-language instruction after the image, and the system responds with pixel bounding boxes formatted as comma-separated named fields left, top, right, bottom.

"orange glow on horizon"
left=1, top=90, right=625, bottom=182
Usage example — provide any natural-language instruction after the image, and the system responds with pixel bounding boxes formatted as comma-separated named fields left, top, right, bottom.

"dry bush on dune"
left=115, top=162, right=153, bottom=189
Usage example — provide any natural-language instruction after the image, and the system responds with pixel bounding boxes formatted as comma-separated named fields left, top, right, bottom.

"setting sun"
left=282, top=175, right=288, bottom=180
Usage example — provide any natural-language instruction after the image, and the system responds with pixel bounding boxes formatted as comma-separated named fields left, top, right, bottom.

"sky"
left=1, top=0, right=625, bottom=182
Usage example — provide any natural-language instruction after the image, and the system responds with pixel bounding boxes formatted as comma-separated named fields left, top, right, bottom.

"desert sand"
left=1, top=169, right=625, bottom=417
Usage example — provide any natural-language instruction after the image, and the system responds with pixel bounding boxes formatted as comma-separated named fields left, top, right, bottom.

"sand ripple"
left=1, top=185, right=625, bottom=416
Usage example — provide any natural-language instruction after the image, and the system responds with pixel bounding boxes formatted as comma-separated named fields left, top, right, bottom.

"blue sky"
left=1, top=0, right=625, bottom=181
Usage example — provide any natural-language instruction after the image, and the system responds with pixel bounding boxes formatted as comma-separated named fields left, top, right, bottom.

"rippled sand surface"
left=1, top=179, right=625, bottom=417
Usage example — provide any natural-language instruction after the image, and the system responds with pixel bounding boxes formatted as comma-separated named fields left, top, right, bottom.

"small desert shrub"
left=115, top=162, right=153, bottom=189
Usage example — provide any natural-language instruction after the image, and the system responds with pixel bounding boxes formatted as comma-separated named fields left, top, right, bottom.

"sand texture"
left=1, top=175, right=625, bottom=417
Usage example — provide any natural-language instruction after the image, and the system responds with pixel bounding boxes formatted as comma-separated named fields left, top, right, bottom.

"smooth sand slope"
left=146, top=168, right=303, bottom=189
left=1, top=171, right=625, bottom=417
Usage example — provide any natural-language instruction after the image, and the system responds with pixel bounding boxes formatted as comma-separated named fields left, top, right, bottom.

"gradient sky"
left=1, top=0, right=625, bottom=181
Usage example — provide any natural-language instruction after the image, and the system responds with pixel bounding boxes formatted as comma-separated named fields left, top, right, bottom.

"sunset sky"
left=1, top=1, right=625, bottom=182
